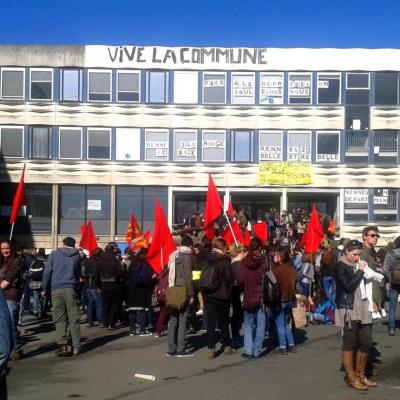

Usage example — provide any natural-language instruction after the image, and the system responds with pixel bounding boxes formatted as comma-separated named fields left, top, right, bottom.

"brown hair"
left=301, top=252, right=313, bottom=263
left=212, top=237, right=227, bottom=252
left=0, top=240, right=17, bottom=268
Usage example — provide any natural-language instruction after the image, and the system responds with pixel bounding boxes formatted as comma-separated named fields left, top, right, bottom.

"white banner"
left=85, top=46, right=400, bottom=71
left=345, top=189, right=369, bottom=204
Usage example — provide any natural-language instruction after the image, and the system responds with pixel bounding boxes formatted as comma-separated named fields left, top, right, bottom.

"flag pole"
left=224, top=211, right=238, bottom=247
left=9, top=222, right=15, bottom=241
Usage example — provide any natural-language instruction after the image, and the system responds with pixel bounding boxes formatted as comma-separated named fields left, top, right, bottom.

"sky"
left=0, top=0, right=399, bottom=48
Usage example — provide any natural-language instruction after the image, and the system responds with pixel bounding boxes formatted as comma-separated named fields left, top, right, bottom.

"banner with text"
left=259, top=162, right=313, bottom=186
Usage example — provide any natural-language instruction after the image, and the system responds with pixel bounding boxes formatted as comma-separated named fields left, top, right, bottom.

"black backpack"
left=199, top=259, right=221, bottom=295
left=29, top=257, right=46, bottom=282
left=262, top=268, right=281, bottom=306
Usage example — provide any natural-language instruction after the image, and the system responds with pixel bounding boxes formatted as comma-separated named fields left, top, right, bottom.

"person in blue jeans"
left=0, top=288, right=12, bottom=399
left=320, top=247, right=337, bottom=304
left=238, top=238, right=267, bottom=359
left=272, top=246, right=297, bottom=354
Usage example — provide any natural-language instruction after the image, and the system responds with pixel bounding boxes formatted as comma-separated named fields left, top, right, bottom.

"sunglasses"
left=368, top=234, right=380, bottom=238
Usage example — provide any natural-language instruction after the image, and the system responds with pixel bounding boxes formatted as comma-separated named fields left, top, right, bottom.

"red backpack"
left=155, top=266, right=169, bottom=304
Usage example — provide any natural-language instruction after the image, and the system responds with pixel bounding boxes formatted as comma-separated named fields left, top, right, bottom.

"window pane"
left=145, top=130, right=168, bottom=161
left=59, top=129, right=82, bottom=159
left=116, top=128, right=140, bottom=160
left=117, top=72, right=140, bottom=102
left=31, top=70, right=52, bottom=100
left=318, top=74, right=340, bottom=104
left=344, top=188, right=369, bottom=222
left=259, top=131, right=282, bottom=161
left=62, top=70, right=80, bottom=101
left=374, top=131, right=398, bottom=164
left=26, top=184, right=52, bottom=232
left=88, top=129, right=111, bottom=159
left=347, top=73, right=369, bottom=89
left=375, top=73, right=398, bottom=105
left=31, top=127, right=50, bottom=159
left=1, top=128, right=23, bottom=157
left=59, top=185, right=85, bottom=234
left=202, top=131, right=225, bottom=161
left=260, top=73, right=284, bottom=105
left=231, top=74, right=255, bottom=104
left=316, top=132, right=340, bottom=163
left=346, top=74, right=369, bottom=105
left=373, top=189, right=397, bottom=222
left=87, top=186, right=111, bottom=221
left=116, top=186, right=142, bottom=234
left=174, top=71, right=198, bottom=104
left=345, top=107, right=369, bottom=130
left=233, top=131, right=252, bottom=161
left=32, top=71, right=52, bottom=81
left=289, top=74, right=312, bottom=104
left=88, top=71, right=111, bottom=101
left=2, top=70, right=24, bottom=99
left=345, top=131, right=369, bottom=163
left=287, top=132, right=311, bottom=161
left=173, top=130, right=197, bottom=161
left=203, top=73, right=226, bottom=104
left=149, top=72, right=167, bottom=103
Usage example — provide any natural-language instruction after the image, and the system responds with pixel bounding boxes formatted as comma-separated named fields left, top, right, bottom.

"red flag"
left=147, top=200, right=176, bottom=273
left=304, top=205, right=325, bottom=254
left=243, top=227, right=251, bottom=246
left=125, top=213, right=142, bottom=246
left=253, top=221, right=268, bottom=244
left=132, top=229, right=151, bottom=251
left=220, top=220, right=243, bottom=245
left=220, top=226, right=234, bottom=245
left=328, top=220, right=336, bottom=234
left=79, top=220, right=98, bottom=256
left=204, top=175, right=223, bottom=240
left=227, top=200, right=234, bottom=217
left=10, top=164, right=27, bottom=224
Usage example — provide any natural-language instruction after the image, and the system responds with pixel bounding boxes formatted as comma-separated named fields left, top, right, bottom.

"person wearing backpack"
left=29, top=248, right=47, bottom=318
left=238, top=238, right=268, bottom=359
left=166, top=235, right=194, bottom=357
left=383, top=236, right=400, bottom=336
left=272, top=246, right=297, bottom=355
left=201, top=237, right=236, bottom=359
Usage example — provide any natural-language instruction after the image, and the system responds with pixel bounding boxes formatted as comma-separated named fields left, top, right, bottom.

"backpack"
left=156, top=266, right=169, bottom=304
left=199, top=259, right=221, bottom=295
left=391, top=256, right=400, bottom=284
left=29, top=257, right=45, bottom=282
left=262, top=269, right=281, bottom=306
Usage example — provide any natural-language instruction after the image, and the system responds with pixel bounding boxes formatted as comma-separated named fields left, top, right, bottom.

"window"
left=288, top=73, right=312, bottom=104
left=346, top=73, right=369, bottom=105
left=30, top=126, right=51, bottom=159
left=259, top=131, right=283, bottom=161
left=344, top=189, right=369, bottom=222
left=345, top=106, right=369, bottom=130
left=203, top=72, right=226, bottom=104
left=117, top=70, right=140, bottom=102
left=316, top=131, right=340, bottom=163
left=287, top=131, right=311, bottom=162
left=174, top=71, right=198, bottom=104
left=88, top=70, right=112, bottom=101
left=87, top=128, right=111, bottom=160
left=373, top=189, right=398, bottom=222
left=116, top=128, right=140, bottom=161
left=317, top=73, right=341, bottom=104
left=231, top=73, right=255, bottom=104
left=59, top=127, right=82, bottom=159
left=145, top=129, right=169, bottom=161
left=1, top=68, right=24, bottom=100
left=202, top=130, right=226, bottom=162
left=374, top=72, right=398, bottom=105
left=60, top=69, right=81, bottom=101
left=173, top=130, right=197, bottom=162
left=232, top=130, right=253, bottom=162
left=259, top=73, right=284, bottom=105
left=373, top=131, right=398, bottom=164
left=0, top=126, right=24, bottom=158
left=26, top=184, right=52, bottom=232
left=30, top=69, right=53, bottom=100
left=345, top=131, right=369, bottom=163
left=147, top=71, right=168, bottom=103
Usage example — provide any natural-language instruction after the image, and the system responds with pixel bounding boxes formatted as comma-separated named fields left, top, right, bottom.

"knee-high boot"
left=342, top=351, right=368, bottom=390
left=356, top=351, right=377, bottom=387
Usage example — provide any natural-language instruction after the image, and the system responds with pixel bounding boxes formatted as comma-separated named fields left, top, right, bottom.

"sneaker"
left=166, top=351, right=176, bottom=357
left=277, top=348, right=288, bottom=355
left=207, top=348, right=216, bottom=359
left=372, top=311, right=381, bottom=320
left=176, top=350, right=194, bottom=358
left=10, top=349, right=23, bottom=361
left=129, top=331, right=137, bottom=337
left=241, top=353, right=253, bottom=360
left=223, top=346, right=237, bottom=356
left=195, top=309, right=203, bottom=316
left=73, top=348, right=81, bottom=356
left=139, top=331, right=152, bottom=337
left=288, top=345, right=297, bottom=354
left=388, top=329, right=395, bottom=336
left=380, top=309, right=387, bottom=318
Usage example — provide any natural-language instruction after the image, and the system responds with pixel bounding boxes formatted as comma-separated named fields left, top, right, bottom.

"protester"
left=28, top=248, right=47, bottom=318
left=0, top=288, right=12, bottom=398
left=335, top=239, right=384, bottom=390
left=320, top=247, right=336, bottom=304
left=42, top=236, right=82, bottom=356
left=299, top=252, right=314, bottom=297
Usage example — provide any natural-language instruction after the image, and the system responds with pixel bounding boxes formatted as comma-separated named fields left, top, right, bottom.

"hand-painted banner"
left=259, top=162, right=312, bottom=186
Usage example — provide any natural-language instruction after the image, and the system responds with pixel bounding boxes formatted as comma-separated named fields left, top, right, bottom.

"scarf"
left=168, top=246, right=192, bottom=287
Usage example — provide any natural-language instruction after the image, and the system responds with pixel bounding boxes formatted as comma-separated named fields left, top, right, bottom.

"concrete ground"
left=6, top=312, right=400, bottom=400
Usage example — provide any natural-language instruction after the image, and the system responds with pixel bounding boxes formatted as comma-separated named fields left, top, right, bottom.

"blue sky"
left=0, top=0, right=399, bottom=48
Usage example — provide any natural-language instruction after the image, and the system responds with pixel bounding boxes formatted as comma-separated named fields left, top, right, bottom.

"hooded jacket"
left=204, top=251, right=234, bottom=300
left=168, top=247, right=194, bottom=298
left=238, top=255, right=268, bottom=310
left=42, top=247, right=81, bottom=292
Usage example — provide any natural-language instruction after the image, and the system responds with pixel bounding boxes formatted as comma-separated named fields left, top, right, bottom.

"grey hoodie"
left=42, top=247, right=81, bottom=292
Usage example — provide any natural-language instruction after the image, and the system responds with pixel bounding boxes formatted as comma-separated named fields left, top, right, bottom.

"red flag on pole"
left=253, top=221, right=268, bottom=245
left=204, top=175, right=223, bottom=240
left=220, top=220, right=243, bottom=246
left=125, top=213, right=142, bottom=247
left=243, top=227, right=251, bottom=246
left=132, top=229, right=151, bottom=251
left=227, top=200, right=234, bottom=217
left=147, top=200, right=176, bottom=273
left=79, top=220, right=98, bottom=256
left=304, top=205, right=325, bottom=254
left=10, top=164, right=27, bottom=224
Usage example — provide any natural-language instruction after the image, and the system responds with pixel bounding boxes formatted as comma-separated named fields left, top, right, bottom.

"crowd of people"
left=0, top=207, right=399, bottom=393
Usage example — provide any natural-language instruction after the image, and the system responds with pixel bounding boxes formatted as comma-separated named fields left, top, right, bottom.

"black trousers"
left=101, top=283, right=121, bottom=328
left=230, top=286, right=243, bottom=339
left=342, top=321, right=373, bottom=352
left=204, top=297, right=231, bottom=349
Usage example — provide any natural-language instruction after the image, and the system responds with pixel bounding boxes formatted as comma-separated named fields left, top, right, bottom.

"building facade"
left=0, top=45, right=399, bottom=249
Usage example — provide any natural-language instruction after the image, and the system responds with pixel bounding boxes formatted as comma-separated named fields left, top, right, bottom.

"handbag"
left=292, top=305, right=308, bottom=329
left=166, top=286, right=188, bottom=310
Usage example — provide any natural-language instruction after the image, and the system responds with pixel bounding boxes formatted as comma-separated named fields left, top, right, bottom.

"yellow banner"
left=259, top=162, right=313, bottom=185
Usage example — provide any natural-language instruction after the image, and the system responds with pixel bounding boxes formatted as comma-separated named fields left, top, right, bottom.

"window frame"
left=346, top=72, right=370, bottom=90
left=173, top=71, right=198, bottom=104
left=60, top=68, right=82, bottom=102
left=115, top=128, right=141, bottom=161
left=173, top=129, right=198, bottom=162
left=315, top=130, right=341, bottom=163
left=146, top=70, right=168, bottom=103
left=202, top=71, right=227, bottom=105
left=144, top=128, right=170, bottom=161
left=87, top=127, right=112, bottom=160
left=374, top=72, right=399, bottom=106
left=29, top=68, right=53, bottom=101
left=30, top=126, right=51, bottom=159
left=87, top=69, right=112, bottom=102
left=0, top=125, right=24, bottom=159
left=287, top=130, right=312, bottom=162
left=259, top=72, right=284, bottom=105
left=116, top=70, right=141, bottom=103
left=231, top=130, right=254, bottom=162
left=288, top=72, right=312, bottom=105
left=317, top=72, right=341, bottom=105
left=231, top=72, right=255, bottom=105
left=202, top=129, right=227, bottom=162
left=58, top=127, right=83, bottom=160
left=259, top=130, right=283, bottom=162
left=344, top=130, right=369, bottom=158
left=1, top=67, right=25, bottom=100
